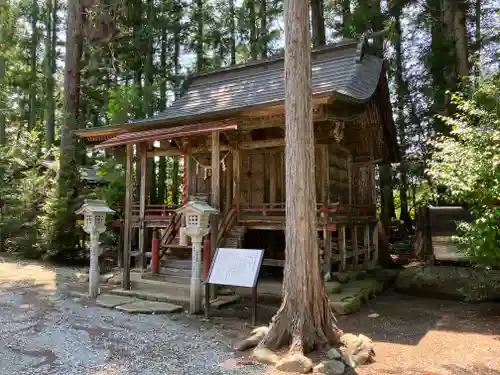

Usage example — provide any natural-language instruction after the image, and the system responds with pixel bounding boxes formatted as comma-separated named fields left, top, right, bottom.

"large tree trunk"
left=259, top=0, right=342, bottom=353
left=28, top=0, right=39, bottom=132
left=340, top=0, right=351, bottom=38
left=392, top=5, right=410, bottom=226
left=157, top=2, right=168, bottom=205
left=144, top=0, right=156, bottom=203
left=248, top=0, right=258, bottom=60
left=311, top=0, right=325, bottom=47
left=55, top=0, right=84, bottom=254
left=453, top=0, right=469, bottom=78
left=60, top=0, right=83, bottom=179
left=259, top=0, right=267, bottom=58
left=473, top=0, right=480, bottom=75
left=229, top=0, right=236, bottom=65
left=196, top=0, right=204, bottom=72
left=44, top=0, right=57, bottom=148
left=0, top=22, right=5, bottom=145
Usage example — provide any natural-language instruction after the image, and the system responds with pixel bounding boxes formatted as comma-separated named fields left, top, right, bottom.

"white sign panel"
left=208, top=248, right=265, bottom=288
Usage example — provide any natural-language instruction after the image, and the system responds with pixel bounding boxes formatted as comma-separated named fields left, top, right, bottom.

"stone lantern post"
left=176, top=200, right=218, bottom=313
left=75, top=199, right=115, bottom=298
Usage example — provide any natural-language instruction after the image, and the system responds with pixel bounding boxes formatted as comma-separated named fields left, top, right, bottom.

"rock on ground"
left=340, top=333, right=375, bottom=368
left=252, top=347, right=281, bottom=364
left=315, top=359, right=346, bottom=375
left=275, top=353, right=313, bottom=373
left=234, top=325, right=269, bottom=351
left=326, top=347, right=341, bottom=360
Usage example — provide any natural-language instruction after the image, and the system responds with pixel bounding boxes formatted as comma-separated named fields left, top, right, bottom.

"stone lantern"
left=176, top=199, right=218, bottom=313
left=75, top=199, right=115, bottom=298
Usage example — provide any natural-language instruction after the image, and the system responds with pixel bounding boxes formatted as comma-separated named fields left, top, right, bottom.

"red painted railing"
left=239, top=202, right=376, bottom=221
left=131, top=203, right=178, bottom=221
left=217, top=207, right=238, bottom=246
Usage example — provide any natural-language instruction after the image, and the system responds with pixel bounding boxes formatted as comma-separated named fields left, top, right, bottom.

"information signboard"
left=205, top=248, right=265, bottom=325
left=207, top=248, right=264, bottom=288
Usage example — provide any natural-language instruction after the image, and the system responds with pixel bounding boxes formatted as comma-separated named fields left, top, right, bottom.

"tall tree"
left=28, top=0, right=39, bottom=132
left=311, top=0, right=326, bottom=46
left=144, top=0, right=156, bottom=203
left=248, top=0, right=258, bottom=59
left=259, top=0, right=342, bottom=353
left=259, top=0, right=267, bottom=58
left=157, top=0, right=170, bottom=205
left=0, top=10, right=6, bottom=146
left=44, top=0, right=57, bottom=148
left=340, top=0, right=351, bottom=38
left=229, top=0, right=236, bottom=64
left=195, top=0, right=204, bottom=72
left=391, top=1, right=410, bottom=225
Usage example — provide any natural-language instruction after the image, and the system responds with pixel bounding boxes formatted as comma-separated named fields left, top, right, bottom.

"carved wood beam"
left=237, top=104, right=328, bottom=131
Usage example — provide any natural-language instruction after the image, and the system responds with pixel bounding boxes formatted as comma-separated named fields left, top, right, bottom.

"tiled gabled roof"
left=129, top=39, right=383, bottom=127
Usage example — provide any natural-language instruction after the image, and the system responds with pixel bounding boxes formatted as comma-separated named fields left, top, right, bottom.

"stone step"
left=142, top=272, right=190, bottom=285
left=110, top=286, right=191, bottom=305
left=161, top=259, right=191, bottom=270
left=97, top=294, right=183, bottom=314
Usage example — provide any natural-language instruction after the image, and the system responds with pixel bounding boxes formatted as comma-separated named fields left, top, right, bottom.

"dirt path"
left=340, top=293, right=500, bottom=375
left=0, top=256, right=263, bottom=375
left=1, top=256, right=499, bottom=375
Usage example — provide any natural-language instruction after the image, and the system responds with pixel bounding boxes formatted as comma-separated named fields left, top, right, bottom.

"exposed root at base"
left=257, top=295, right=343, bottom=354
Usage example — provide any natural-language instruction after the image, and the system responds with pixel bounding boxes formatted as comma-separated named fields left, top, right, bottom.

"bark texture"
left=259, top=0, right=342, bottom=353
left=60, top=0, right=84, bottom=179
left=311, top=0, right=325, bottom=47
left=0, top=23, right=5, bottom=145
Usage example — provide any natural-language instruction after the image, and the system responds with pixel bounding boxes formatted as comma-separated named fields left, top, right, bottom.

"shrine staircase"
left=141, top=207, right=247, bottom=288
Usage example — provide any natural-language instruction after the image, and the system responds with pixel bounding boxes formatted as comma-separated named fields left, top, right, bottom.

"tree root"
left=257, top=292, right=343, bottom=355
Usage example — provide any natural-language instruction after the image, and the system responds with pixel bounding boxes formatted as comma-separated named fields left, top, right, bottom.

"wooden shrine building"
left=76, top=38, right=399, bottom=288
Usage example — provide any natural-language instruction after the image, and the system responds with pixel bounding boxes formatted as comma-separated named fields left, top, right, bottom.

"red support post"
left=182, top=152, right=188, bottom=205
left=203, top=239, right=211, bottom=278
left=151, top=231, right=160, bottom=274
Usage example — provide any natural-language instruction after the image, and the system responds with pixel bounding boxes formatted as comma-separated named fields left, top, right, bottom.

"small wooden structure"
left=416, top=206, right=473, bottom=264
left=75, top=38, right=399, bottom=288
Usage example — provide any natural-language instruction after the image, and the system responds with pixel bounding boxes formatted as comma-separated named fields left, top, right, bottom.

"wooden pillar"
left=138, top=143, right=148, bottom=270
left=211, top=134, right=220, bottom=240
left=347, top=154, right=353, bottom=207
left=270, top=151, right=277, bottom=204
left=364, top=223, right=371, bottom=267
left=372, top=222, right=379, bottom=266
left=122, top=143, right=133, bottom=290
left=352, top=224, right=358, bottom=267
left=182, top=141, right=190, bottom=204
left=323, top=226, right=332, bottom=277
left=322, top=145, right=329, bottom=205
left=232, top=144, right=240, bottom=210
left=225, top=152, right=233, bottom=212
left=339, top=224, right=346, bottom=271
left=210, top=132, right=220, bottom=298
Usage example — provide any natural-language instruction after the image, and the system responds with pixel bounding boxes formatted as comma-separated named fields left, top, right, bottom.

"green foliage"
left=93, top=157, right=126, bottom=215
left=428, top=73, right=500, bottom=267
left=0, top=131, right=51, bottom=258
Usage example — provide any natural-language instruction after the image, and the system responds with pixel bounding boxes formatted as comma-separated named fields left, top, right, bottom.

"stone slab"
left=96, top=294, right=137, bottom=308
left=115, top=300, right=183, bottom=314
left=110, top=288, right=190, bottom=304
left=329, top=292, right=364, bottom=315
left=209, top=295, right=241, bottom=309
left=328, top=277, right=383, bottom=315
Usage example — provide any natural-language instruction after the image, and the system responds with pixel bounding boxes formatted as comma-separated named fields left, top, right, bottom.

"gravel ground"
left=0, top=256, right=265, bottom=375
left=1, top=256, right=500, bottom=375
